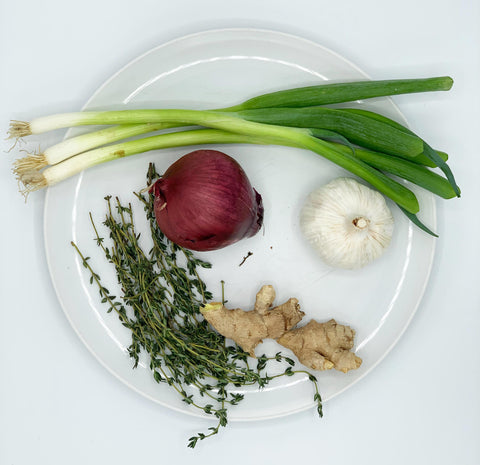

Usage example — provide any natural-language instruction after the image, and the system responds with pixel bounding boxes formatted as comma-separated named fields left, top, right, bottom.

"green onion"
left=8, top=77, right=453, bottom=139
left=398, top=207, right=438, bottom=237
left=341, top=108, right=448, bottom=166
left=224, top=76, right=453, bottom=110
left=328, top=143, right=457, bottom=199
left=14, top=123, right=171, bottom=173
left=44, top=123, right=168, bottom=164
left=9, top=76, right=453, bottom=165
left=23, top=129, right=274, bottom=189
left=236, top=107, right=425, bottom=159
left=297, top=135, right=419, bottom=213
left=421, top=141, right=460, bottom=197
left=341, top=108, right=460, bottom=196
left=13, top=106, right=434, bottom=169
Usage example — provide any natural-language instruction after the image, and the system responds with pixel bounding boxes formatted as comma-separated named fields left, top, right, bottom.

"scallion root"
left=16, top=170, right=48, bottom=197
left=8, top=120, right=32, bottom=139
left=12, top=153, right=47, bottom=177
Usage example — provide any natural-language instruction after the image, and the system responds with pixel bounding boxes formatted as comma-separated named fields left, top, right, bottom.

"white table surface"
left=1, top=1, right=479, bottom=464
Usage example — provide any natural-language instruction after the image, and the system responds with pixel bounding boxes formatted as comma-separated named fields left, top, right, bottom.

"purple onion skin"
left=151, top=150, right=264, bottom=252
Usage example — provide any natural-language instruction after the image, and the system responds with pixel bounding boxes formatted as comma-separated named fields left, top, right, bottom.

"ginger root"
left=277, top=319, right=362, bottom=373
left=201, top=285, right=362, bottom=373
left=200, top=285, right=304, bottom=356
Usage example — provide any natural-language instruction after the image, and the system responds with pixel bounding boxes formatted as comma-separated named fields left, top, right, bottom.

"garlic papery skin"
left=300, top=177, right=394, bottom=269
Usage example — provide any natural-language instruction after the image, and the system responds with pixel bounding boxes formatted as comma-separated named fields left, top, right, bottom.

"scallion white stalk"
left=13, top=121, right=205, bottom=176
left=13, top=123, right=172, bottom=176
left=21, top=129, right=274, bottom=191
left=45, top=123, right=169, bottom=164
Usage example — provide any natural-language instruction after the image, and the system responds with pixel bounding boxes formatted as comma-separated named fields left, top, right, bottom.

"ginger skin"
left=200, top=285, right=304, bottom=356
left=201, top=285, right=362, bottom=373
left=277, top=319, right=362, bottom=373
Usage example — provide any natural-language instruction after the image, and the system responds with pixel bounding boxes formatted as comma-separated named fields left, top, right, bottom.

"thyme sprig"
left=72, top=163, right=323, bottom=447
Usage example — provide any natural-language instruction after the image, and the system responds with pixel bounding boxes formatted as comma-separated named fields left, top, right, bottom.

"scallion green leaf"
left=226, top=76, right=453, bottom=110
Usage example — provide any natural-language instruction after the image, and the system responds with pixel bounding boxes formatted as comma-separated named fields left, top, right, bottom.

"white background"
left=1, top=1, right=479, bottom=464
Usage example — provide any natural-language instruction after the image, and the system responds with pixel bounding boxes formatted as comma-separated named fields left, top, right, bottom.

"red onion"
left=151, top=149, right=264, bottom=251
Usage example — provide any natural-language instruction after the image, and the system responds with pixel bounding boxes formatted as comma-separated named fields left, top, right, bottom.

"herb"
left=72, top=163, right=322, bottom=447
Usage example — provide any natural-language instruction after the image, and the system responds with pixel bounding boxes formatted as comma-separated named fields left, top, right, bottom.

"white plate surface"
left=44, top=28, right=436, bottom=421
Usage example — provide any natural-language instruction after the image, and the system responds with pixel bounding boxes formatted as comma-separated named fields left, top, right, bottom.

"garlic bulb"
left=300, top=177, right=394, bottom=269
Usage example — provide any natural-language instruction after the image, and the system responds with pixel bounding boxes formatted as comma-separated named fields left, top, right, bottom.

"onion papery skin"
left=151, top=150, right=264, bottom=251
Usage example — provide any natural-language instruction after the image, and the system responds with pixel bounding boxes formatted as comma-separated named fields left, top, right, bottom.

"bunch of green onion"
left=9, top=76, right=459, bottom=235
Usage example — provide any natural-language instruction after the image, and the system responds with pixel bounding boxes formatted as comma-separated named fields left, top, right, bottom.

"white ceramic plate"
left=44, top=28, right=436, bottom=421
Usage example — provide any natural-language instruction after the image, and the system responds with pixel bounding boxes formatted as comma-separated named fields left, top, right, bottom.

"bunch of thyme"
left=72, top=163, right=323, bottom=448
